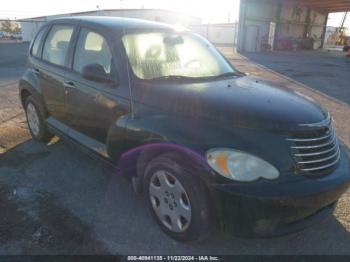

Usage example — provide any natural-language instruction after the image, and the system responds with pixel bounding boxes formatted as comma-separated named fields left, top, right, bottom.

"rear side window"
left=42, top=24, right=74, bottom=66
left=73, top=29, right=112, bottom=74
left=31, top=27, right=46, bottom=58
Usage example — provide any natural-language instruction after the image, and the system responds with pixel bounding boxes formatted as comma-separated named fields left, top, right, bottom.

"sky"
left=328, top=12, right=350, bottom=28
left=0, top=0, right=348, bottom=28
left=0, top=0, right=240, bottom=23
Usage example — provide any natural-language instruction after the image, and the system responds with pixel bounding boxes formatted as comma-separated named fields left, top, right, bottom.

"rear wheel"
left=24, top=96, right=53, bottom=142
left=144, top=153, right=212, bottom=241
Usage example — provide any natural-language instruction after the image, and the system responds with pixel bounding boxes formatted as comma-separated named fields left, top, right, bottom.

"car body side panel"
left=19, top=69, right=42, bottom=102
left=116, top=141, right=213, bottom=180
left=106, top=114, right=132, bottom=162
left=117, top=106, right=294, bottom=185
left=38, top=63, right=68, bottom=123
left=63, top=74, right=129, bottom=143
left=37, top=24, right=79, bottom=125
left=19, top=25, right=49, bottom=109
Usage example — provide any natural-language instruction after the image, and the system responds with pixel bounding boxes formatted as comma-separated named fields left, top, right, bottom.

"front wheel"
left=144, top=153, right=212, bottom=241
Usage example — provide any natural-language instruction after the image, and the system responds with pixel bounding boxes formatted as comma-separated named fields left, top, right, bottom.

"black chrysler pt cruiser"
left=19, top=16, right=350, bottom=241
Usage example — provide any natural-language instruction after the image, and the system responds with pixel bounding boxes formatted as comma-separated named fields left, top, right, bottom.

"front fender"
left=113, top=112, right=294, bottom=186
left=116, top=141, right=214, bottom=194
left=111, top=114, right=219, bottom=190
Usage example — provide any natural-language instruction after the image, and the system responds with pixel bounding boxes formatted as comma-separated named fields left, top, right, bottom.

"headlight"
left=206, top=148, right=279, bottom=182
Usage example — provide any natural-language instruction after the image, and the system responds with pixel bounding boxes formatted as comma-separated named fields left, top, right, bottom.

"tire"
left=143, top=153, right=212, bottom=241
left=24, top=96, right=53, bottom=142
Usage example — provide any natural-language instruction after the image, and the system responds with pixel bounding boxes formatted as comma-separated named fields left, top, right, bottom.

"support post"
left=304, top=8, right=312, bottom=38
left=320, top=12, right=329, bottom=49
left=237, top=0, right=247, bottom=52
left=273, top=0, right=283, bottom=50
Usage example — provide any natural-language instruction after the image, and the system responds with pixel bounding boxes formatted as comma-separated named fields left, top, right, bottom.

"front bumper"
left=211, top=144, right=350, bottom=237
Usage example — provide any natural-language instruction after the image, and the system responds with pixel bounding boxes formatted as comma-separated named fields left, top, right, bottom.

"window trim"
left=41, top=23, right=76, bottom=69
left=30, top=25, right=48, bottom=59
left=71, top=26, right=119, bottom=87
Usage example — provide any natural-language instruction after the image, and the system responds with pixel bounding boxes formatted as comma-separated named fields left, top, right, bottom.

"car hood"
left=132, top=76, right=328, bottom=131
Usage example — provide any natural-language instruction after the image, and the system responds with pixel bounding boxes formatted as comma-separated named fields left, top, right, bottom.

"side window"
left=73, top=29, right=112, bottom=75
left=42, top=24, right=74, bottom=66
left=31, top=27, right=46, bottom=58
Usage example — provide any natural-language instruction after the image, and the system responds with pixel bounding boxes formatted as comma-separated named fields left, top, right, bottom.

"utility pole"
left=340, top=12, right=348, bottom=28
left=96, top=5, right=102, bottom=16
left=337, top=12, right=348, bottom=45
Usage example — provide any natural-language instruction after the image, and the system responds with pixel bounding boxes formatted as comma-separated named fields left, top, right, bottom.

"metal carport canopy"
left=296, top=0, right=350, bottom=13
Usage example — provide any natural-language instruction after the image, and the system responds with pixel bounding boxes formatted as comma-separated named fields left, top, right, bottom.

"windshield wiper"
left=149, top=72, right=244, bottom=82
left=212, top=71, right=244, bottom=80
left=151, top=75, right=201, bottom=81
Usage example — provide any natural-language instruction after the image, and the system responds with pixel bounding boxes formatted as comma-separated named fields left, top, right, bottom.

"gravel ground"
left=0, top=44, right=349, bottom=255
left=242, top=50, right=350, bottom=105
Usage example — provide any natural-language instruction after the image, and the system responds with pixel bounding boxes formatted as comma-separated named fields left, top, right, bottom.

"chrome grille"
left=287, top=124, right=340, bottom=176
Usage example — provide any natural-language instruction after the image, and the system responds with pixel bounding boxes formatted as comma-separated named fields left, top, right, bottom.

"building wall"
left=103, top=10, right=200, bottom=26
left=20, top=9, right=202, bottom=42
left=189, top=23, right=238, bottom=46
left=21, top=21, right=46, bottom=42
left=238, top=0, right=328, bottom=52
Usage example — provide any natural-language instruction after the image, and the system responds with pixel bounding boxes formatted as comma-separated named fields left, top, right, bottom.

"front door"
left=64, top=28, right=130, bottom=156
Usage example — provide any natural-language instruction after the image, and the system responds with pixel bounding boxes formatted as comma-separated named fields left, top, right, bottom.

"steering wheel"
left=184, top=59, right=201, bottom=68
left=145, top=45, right=162, bottom=59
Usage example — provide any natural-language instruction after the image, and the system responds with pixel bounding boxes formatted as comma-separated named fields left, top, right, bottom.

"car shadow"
left=0, top=139, right=349, bottom=254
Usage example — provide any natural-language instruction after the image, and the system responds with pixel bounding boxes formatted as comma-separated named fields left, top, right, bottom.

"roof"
left=18, top=8, right=200, bottom=21
left=259, top=0, right=350, bottom=13
left=296, top=0, right=350, bottom=12
left=44, top=16, right=177, bottom=31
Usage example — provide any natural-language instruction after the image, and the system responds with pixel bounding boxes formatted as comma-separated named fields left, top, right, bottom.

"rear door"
left=64, top=27, right=131, bottom=156
left=37, top=23, right=76, bottom=125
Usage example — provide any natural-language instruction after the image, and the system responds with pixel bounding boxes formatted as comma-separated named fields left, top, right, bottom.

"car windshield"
left=122, top=31, right=236, bottom=80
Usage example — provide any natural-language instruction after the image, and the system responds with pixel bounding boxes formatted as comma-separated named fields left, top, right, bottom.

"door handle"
left=64, top=81, right=76, bottom=89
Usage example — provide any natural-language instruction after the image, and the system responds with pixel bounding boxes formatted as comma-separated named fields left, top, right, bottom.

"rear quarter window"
left=31, top=27, right=46, bottom=58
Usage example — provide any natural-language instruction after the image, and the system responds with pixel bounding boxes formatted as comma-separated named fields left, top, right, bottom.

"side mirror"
left=82, top=64, right=116, bottom=84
